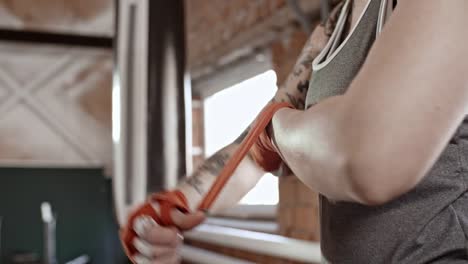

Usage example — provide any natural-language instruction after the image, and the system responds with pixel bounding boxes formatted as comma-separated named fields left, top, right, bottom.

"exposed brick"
left=296, top=181, right=319, bottom=206
left=278, top=224, right=290, bottom=237
left=271, top=30, right=308, bottom=84
left=278, top=206, right=294, bottom=231
left=191, top=99, right=204, bottom=137
left=279, top=175, right=297, bottom=206
left=289, top=230, right=312, bottom=241
left=186, top=0, right=287, bottom=67
left=191, top=97, right=205, bottom=169
left=191, top=106, right=204, bottom=147
left=294, top=206, right=319, bottom=234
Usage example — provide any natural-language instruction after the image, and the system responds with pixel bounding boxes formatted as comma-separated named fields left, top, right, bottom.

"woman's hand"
left=131, top=210, right=205, bottom=264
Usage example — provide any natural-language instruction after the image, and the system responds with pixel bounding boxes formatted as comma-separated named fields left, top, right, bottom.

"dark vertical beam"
left=147, top=0, right=188, bottom=193
left=0, top=28, right=113, bottom=48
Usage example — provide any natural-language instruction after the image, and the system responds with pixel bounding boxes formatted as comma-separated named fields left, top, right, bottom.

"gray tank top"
left=305, top=0, right=468, bottom=263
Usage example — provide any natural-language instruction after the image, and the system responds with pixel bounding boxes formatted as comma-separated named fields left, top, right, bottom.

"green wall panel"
left=0, top=168, right=128, bottom=264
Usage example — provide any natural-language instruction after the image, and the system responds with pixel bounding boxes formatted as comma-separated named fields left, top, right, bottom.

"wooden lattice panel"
left=0, top=43, right=112, bottom=170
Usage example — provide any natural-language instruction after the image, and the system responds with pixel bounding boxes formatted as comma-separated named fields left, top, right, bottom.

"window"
left=204, top=70, right=278, bottom=205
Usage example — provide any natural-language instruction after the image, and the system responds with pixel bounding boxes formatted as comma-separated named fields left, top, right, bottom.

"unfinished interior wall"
left=191, top=97, right=205, bottom=170
left=185, top=0, right=286, bottom=71
left=185, top=0, right=326, bottom=83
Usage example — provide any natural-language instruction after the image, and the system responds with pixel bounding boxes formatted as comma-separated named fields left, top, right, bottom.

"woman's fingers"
left=171, top=210, right=206, bottom=230
left=130, top=208, right=204, bottom=264
left=133, top=215, right=182, bottom=246
left=133, top=252, right=181, bottom=264
left=133, top=238, right=178, bottom=259
left=133, top=254, right=152, bottom=264
left=143, top=226, right=181, bottom=246
left=133, top=215, right=158, bottom=236
left=157, top=254, right=182, bottom=264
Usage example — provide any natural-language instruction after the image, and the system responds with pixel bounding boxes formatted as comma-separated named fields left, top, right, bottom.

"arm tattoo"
left=294, top=35, right=316, bottom=75
left=292, top=53, right=314, bottom=77
left=283, top=38, right=315, bottom=102
left=299, top=53, right=315, bottom=69
left=186, top=175, right=205, bottom=195
left=185, top=152, right=230, bottom=195
left=199, top=152, right=230, bottom=175
left=285, top=92, right=305, bottom=109
left=293, top=67, right=303, bottom=77
left=297, top=80, right=309, bottom=94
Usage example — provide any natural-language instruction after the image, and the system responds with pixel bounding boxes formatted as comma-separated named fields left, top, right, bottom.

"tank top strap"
left=377, top=0, right=394, bottom=35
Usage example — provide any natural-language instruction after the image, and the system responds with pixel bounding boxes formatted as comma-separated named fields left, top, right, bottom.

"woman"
left=124, top=0, right=468, bottom=263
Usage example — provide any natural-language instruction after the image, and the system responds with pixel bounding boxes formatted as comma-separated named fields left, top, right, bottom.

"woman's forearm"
left=177, top=144, right=265, bottom=212
left=174, top=22, right=335, bottom=212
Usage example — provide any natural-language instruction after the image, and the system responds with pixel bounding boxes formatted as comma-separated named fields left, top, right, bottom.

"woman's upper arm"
left=343, top=0, right=468, bottom=203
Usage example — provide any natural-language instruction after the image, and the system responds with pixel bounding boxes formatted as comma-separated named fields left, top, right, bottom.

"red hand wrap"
left=120, top=190, right=189, bottom=262
left=250, top=102, right=294, bottom=172
left=151, top=190, right=190, bottom=226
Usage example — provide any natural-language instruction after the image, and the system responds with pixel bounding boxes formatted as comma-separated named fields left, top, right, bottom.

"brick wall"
left=185, top=0, right=286, bottom=69
left=279, top=175, right=320, bottom=241
left=191, top=97, right=205, bottom=170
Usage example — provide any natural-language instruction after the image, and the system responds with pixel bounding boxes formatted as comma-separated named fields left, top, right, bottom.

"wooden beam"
left=0, top=28, right=112, bottom=48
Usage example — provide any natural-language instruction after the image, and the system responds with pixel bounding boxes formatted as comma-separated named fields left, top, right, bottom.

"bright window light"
left=204, top=70, right=279, bottom=205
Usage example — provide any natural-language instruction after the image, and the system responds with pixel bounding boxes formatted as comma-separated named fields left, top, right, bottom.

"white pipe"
left=113, top=0, right=149, bottom=226
left=204, top=217, right=277, bottom=234
left=181, top=245, right=254, bottom=264
left=185, top=224, right=322, bottom=263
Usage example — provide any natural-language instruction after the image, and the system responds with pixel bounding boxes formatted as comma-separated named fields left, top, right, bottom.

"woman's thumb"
left=171, top=210, right=206, bottom=230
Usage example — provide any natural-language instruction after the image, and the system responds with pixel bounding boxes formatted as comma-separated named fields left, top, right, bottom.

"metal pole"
left=0, top=216, right=3, bottom=261
left=42, top=203, right=57, bottom=264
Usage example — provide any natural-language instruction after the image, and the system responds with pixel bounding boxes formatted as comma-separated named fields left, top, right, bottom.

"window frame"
left=192, top=52, right=279, bottom=221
